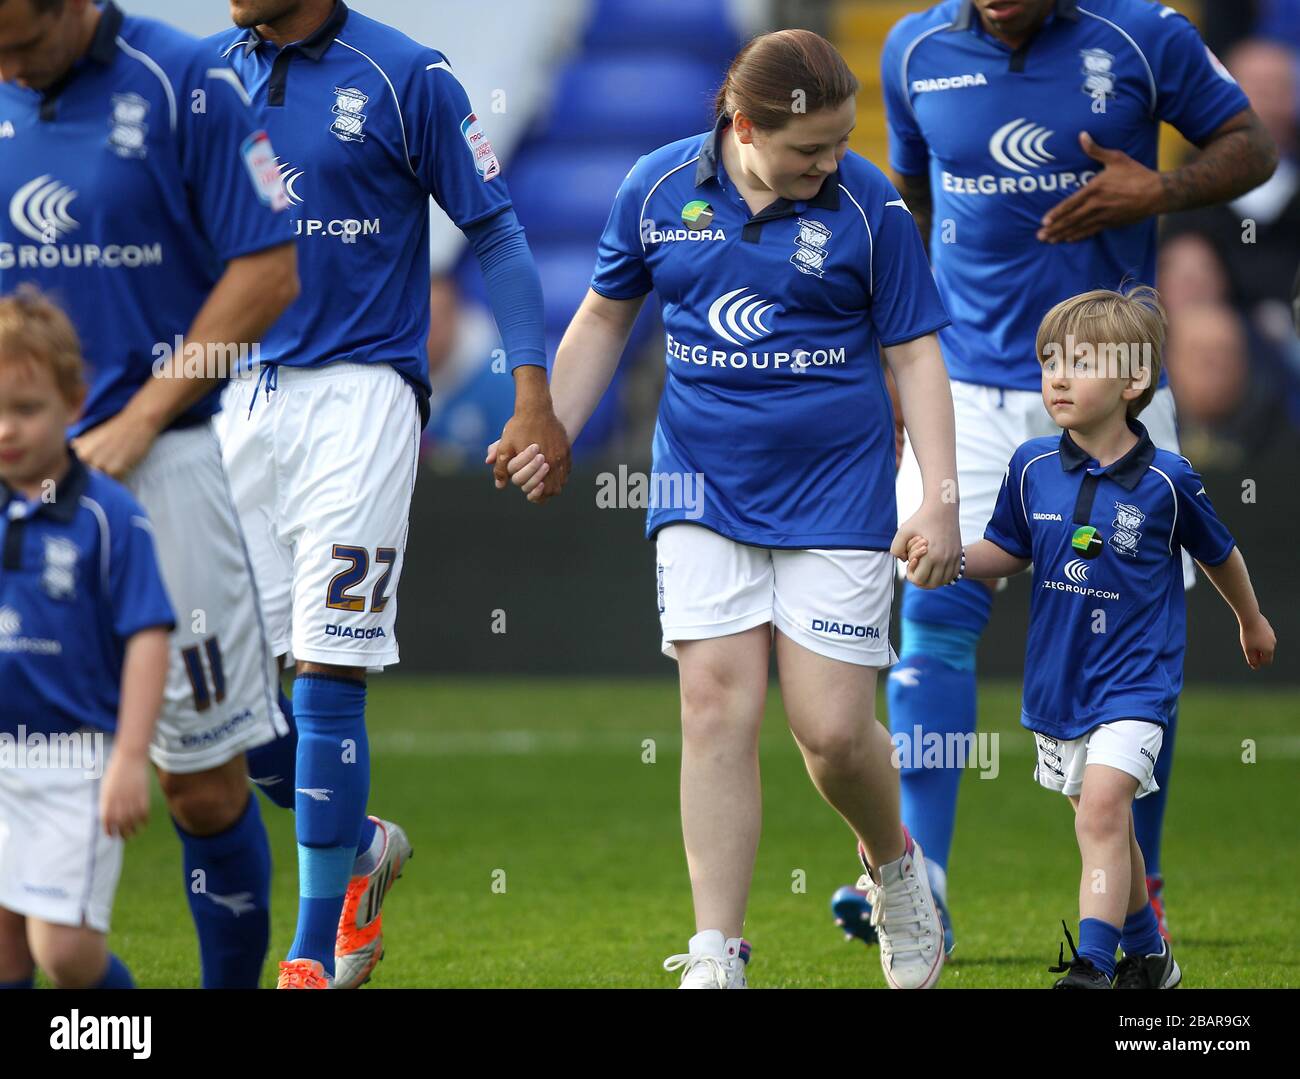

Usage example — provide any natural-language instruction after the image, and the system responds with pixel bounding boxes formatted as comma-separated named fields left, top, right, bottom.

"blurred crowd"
left=1158, top=5, right=1300, bottom=469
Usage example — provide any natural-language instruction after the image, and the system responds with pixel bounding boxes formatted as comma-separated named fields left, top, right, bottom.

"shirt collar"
left=238, top=0, right=349, bottom=59
left=948, top=0, right=1079, bottom=33
left=1, top=447, right=89, bottom=525
left=1058, top=418, right=1155, bottom=491
left=695, top=112, right=840, bottom=211
left=87, top=1, right=124, bottom=64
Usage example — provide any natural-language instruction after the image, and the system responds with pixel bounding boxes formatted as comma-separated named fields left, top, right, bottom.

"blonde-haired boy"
left=0, top=287, right=173, bottom=988
left=908, top=285, right=1275, bottom=988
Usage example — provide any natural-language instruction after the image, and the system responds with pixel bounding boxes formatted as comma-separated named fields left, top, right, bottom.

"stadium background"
left=110, top=0, right=1298, bottom=987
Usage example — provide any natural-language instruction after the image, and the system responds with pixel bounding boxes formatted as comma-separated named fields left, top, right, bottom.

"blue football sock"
left=1133, top=702, right=1176, bottom=879
left=173, top=793, right=271, bottom=989
left=0, top=976, right=33, bottom=989
left=888, top=591, right=988, bottom=874
left=248, top=690, right=381, bottom=872
left=288, top=674, right=369, bottom=976
left=1121, top=903, right=1164, bottom=958
left=247, top=689, right=299, bottom=810
left=1078, top=918, right=1121, bottom=979
left=93, top=954, right=134, bottom=989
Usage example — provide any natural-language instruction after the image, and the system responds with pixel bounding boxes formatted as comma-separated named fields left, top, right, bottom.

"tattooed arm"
left=1038, top=108, right=1277, bottom=244
left=895, top=170, right=934, bottom=259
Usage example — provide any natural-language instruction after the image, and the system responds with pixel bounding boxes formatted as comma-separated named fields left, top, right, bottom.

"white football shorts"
left=124, top=423, right=284, bottom=775
left=1031, top=720, right=1164, bottom=799
left=896, top=382, right=1195, bottom=587
left=217, top=362, right=421, bottom=671
left=654, top=522, right=898, bottom=667
left=0, top=729, right=121, bottom=932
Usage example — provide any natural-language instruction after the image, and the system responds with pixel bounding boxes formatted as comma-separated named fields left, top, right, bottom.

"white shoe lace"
left=856, top=870, right=935, bottom=965
left=663, top=951, right=729, bottom=988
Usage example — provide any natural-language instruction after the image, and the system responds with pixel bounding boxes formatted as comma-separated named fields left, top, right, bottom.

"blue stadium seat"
left=582, top=0, right=742, bottom=65
left=506, top=146, right=642, bottom=246
left=535, top=53, right=719, bottom=147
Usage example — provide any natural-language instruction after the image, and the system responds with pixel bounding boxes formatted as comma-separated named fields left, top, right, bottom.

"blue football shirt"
left=211, top=1, right=519, bottom=420
left=881, top=0, right=1250, bottom=391
left=1, top=452, right=175, bottom=736
left=0, top=1, right=293, bottom=437
left=985, top=419, right=1235, bottom=739
left=591, top=115, right=951, bottom=549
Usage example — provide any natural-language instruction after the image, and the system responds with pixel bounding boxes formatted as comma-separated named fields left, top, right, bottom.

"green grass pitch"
left=103, top=678, right=1299, bottom=988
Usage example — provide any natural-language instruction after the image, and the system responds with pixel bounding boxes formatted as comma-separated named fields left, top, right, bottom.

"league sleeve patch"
left=460, top=112, right=501, bottom=181
left=241, top=130, right=290, bottom=211
left=1205, top=46, right=1237, bottom=85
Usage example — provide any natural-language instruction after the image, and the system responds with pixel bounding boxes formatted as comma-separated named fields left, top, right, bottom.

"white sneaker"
left=663, top=930, right=750, bottom=988
left=857, top=833, right=944, bottom=989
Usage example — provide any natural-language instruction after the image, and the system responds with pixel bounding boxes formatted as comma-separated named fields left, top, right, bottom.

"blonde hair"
left=1035, top=284, right=1166, bottom=417
left=0, top=285, right=85, bottom=405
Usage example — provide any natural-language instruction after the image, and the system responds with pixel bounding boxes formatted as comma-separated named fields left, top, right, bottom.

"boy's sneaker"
left=856, top=830, right=944, bottom=989
left=663, top=931, right=750, bottom=989
left=334, top=817, right=414, bottom=990
left=1048, top=922, right=1111, bottom=989
left=1146, top=874, right=1171, bottom=943
left=1113, top=941, right=1181, bottom=989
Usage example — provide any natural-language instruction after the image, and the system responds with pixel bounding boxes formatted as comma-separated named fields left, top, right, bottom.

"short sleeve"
left=408, top=56, right=513, bottom=229
left=869, top=190, right=949, bottom=346
left=984, top=455, right=1032, bottom=559
left=1170, top=460, right=1235, bottom=566
left=180, top=64, right=293, bottom=262
left=108, top=507, right=176, bottom=641
left=880, top=22, right=930, bottom=177
left=590, top=159, right=653, bottom=300
left=1148, top=8, right=1251, bottom=144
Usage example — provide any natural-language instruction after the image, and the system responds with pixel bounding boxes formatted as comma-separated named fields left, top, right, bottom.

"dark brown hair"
left=714, top=29, right=859, bottom=131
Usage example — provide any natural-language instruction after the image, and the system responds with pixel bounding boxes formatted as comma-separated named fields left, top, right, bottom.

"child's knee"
left=28, top=924, right=108, bottom=989
left=0, top=910, right=34, bottom=983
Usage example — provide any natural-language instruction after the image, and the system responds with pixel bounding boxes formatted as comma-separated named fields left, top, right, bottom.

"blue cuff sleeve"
left=463, top=208, right=547, bottom=371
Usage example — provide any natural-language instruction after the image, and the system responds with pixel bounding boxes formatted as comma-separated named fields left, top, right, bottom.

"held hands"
left=891, top=501, right=961, bottom=588
left=484, top=440, right=552, bottom=503
left=1239, top=612, right=1276, bottom=671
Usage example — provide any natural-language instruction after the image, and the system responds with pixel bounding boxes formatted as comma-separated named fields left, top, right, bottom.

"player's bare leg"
left=156, top=756, right=253, bottom=837
left=0, top=907, right=34, bottom=987
left=778, top=630, right=943, bottom=988
left=663, top=627, right=767, bottom=987
left=1071, top=766, right=1139, bottom=930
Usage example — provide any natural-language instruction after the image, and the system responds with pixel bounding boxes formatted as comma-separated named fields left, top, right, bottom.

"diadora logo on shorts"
left=331, top=86, right=369, bottom=142
left=1063, top=558, right=1090, bottom=584
left=812, top=618, right=881, bottom=640
left=10, top=175, right=78, bottom=243
left=990, top=118, right=1055, bottom=174
left=707, top=287, right=778, bottom=345
left=912, top=72, right=987, bottom=93
left=325, top=624, right=387, bottom=640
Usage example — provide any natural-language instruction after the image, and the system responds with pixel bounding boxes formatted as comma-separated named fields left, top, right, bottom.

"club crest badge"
left=41, top=535, right=78, bottom=601
left=108, top=92, right=149, bottom=159
left=1109, top=501, right=1144, bottom=558
left=330, top=87, right=369, bottom=143
left=1080, top=48, right=1116, bottom=111
left=790, top=218, right=832, bottom=278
